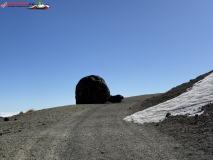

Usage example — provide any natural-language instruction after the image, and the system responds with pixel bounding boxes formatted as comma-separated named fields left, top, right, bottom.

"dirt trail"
left=0, top=94, right=187, bottom=160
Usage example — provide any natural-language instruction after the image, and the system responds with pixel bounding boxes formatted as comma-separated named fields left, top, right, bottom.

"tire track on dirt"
left=13, top=105, right=100, bottom=160
left=60, top=99, right=186, bottom=160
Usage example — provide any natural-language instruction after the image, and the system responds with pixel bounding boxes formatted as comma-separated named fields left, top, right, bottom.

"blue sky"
left=0, top=0, right=213, bottom=114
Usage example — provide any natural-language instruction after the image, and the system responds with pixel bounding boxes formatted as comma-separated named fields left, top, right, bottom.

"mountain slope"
left=127, top=69, right=213, bottom=158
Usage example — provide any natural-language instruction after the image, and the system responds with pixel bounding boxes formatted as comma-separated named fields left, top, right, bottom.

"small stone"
left=166, top=112, right=171, bottom=117
left=4, top=117, right=9, bottom=121
left=195, top=114, right=198, bottom=120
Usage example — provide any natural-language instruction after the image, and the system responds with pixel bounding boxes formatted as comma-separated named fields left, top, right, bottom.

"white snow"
left=124, top=72, right=213, bottom=124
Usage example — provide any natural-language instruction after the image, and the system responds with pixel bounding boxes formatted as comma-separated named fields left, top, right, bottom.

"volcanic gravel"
left=0, top=69, right=213, bottom=159
left=129, top=69, right=213, bottom=159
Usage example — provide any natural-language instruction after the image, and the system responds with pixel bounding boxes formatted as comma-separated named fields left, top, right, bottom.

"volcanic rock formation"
left=108, top=94, right=124, bottom=103
left=75, top=75, right=110, bottom=104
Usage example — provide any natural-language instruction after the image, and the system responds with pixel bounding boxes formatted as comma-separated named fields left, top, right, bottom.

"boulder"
left=108, top=94, right=124, bottom=103
left=75, top=75, right=110, bottom=104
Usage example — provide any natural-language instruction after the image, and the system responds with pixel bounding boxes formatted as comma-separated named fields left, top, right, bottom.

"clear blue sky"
left=1, top=0, right=213, bottom=113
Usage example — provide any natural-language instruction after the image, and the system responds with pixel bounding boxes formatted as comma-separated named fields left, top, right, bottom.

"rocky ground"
left=154, top=102, right=213, bottom=158
left=130, top=69, right=213, bottom=159
left=0, top=69, right=213, bottom=159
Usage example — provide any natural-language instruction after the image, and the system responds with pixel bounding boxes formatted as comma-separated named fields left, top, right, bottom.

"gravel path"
left=0, top=93, right=188, bottom=160
left=1, top=70, right=213, bottom=160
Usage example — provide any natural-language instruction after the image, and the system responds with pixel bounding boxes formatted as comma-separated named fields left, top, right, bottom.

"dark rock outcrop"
left=108, top=95, right=124, bottom=103
left=75, top=75, right=110, bottom=104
